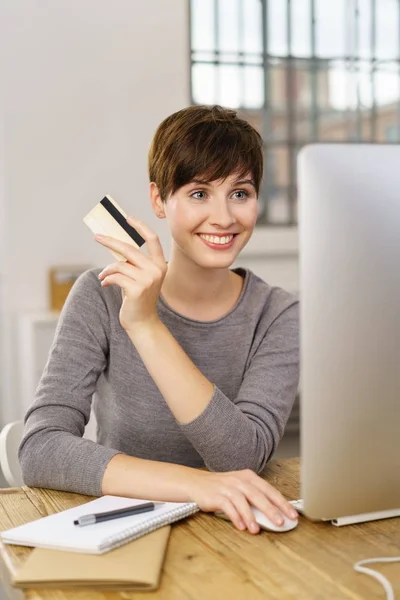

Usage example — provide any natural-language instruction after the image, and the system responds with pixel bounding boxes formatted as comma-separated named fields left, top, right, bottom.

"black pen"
left=73, top=502, right=156, bottom=527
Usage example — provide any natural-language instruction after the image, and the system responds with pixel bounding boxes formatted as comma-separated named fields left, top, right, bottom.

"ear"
left=150, top=182, right=166, bottom=219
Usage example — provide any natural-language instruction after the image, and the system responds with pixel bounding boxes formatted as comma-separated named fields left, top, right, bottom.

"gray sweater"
left=19, top=267, right=299, bottom=497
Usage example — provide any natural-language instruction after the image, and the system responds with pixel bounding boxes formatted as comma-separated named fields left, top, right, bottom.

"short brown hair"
left=148, top=105, right=263, bottom=201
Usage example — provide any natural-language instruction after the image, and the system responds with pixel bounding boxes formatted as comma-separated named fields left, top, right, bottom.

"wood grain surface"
left=0, top=458, right=398, bottom=600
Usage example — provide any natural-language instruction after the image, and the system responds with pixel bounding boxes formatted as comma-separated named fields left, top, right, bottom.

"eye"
left=232, top=190, right=250, bottom=201
left=190, top=190, right=207, bottom=200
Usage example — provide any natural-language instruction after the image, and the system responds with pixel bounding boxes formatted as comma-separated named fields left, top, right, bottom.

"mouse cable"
left=354, top=557, right=400, bottom=600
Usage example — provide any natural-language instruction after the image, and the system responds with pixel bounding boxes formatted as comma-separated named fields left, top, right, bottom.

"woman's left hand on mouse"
left=95, top=217, right=167, bottom=333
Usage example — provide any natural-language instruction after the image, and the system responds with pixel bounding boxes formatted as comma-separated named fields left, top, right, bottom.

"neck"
left=161, top=247, right=239, bottom=306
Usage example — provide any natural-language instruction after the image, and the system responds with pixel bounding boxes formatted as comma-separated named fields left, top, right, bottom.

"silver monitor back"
left=298, top=143, right=400, bottom=521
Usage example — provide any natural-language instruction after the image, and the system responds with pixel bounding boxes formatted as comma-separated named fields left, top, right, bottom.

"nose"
left=209, top=200, right=236, bottom=229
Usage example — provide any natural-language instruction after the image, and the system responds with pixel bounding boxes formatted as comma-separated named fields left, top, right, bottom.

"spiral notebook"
left=1, top=495, right=199, bottom=555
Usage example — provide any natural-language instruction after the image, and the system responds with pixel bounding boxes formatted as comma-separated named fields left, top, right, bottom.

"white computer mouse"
left=214, top=509, right=298, bottom=532
left=252, top=507, right=298, bottom=532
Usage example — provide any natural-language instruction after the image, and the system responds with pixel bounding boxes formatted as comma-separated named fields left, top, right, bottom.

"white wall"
left=0, top=20, right=6, bottom=428
left=0, top=0, right=190, bottom=423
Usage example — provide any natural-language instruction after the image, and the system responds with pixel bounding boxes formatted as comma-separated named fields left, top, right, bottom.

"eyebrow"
left=233, top=179, right=256, bottom=188
left=190, top=178, right=256, bottom=188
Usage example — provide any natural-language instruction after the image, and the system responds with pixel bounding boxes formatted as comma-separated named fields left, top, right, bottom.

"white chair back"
left=0, top=414, right=97, bottom=487
left=0, top=421, right=25, bottom=487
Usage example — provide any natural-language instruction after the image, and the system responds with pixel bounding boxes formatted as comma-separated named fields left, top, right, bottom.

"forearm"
left=179, top=388, right=275, bottom=473
left=101, top=454, right=299, bottom=536
left=101, top=453, right=201, bottom=501
left=127, top=319, right=214, bottom=424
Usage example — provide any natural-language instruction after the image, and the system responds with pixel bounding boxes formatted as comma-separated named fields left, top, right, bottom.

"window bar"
left=214, top=0, right=220, bottom=105
left=190, top=54, right=266, bottom=68
left=287, top=0, right=296, bottom=224
left=354, top=0, right=362, bottom=140
left=370, top=0, right=377, bottom=140
left=239, top=0, right=245, bottom=108
left=310, top=0, right=318, bottom=141
left=188, top=0, right=193, bottom=104
left=398, top=0, right=400, bottom=140
left=344, top=0, right=354, bottom=139
left=261, top=0, right=271, bottom=223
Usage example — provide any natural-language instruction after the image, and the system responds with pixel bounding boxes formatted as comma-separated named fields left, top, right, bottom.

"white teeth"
left=199, top=234, right=234, bottom=245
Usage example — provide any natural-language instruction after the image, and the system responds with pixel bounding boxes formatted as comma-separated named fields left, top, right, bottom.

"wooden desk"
left=0, top=458, right=398, bottom=600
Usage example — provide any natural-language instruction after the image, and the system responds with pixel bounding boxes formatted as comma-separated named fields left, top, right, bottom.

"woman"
left=19, top=105, right=299, bottom=535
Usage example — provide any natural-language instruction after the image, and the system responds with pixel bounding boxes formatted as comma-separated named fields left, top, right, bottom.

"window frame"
left=189, top=0, right=400, bottom=236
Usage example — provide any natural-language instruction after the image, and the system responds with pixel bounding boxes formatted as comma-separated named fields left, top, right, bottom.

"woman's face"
left=158, top=171, right=259, bottom=270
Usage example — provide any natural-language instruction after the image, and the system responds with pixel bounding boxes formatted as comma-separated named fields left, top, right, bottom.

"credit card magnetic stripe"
left=100, top=196, right=145, bottom=247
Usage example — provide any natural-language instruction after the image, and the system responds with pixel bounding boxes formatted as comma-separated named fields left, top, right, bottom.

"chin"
left=190, top=253, right=237, bottom=270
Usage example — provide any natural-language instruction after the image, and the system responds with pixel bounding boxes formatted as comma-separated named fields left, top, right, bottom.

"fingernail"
left=95, top=233, right=104, bottom=240
left=276, top=516, right=284, bottom=526
left=290, top=510, right=298, bottom=519
left=250, top=522, right=259, bottom=533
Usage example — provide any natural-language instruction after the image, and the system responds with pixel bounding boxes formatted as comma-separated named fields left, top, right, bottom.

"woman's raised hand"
left=96, top=217, right=167, bottom=333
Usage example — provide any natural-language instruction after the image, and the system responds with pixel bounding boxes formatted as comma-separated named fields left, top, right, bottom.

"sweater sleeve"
left=179, top=302, right=299, bottom=473
left=18, top=270, right=121, bottom=496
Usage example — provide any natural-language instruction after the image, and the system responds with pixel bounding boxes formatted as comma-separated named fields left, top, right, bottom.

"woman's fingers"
left=228, top=491, right=260, bottom=534
left=126, top=217, right=166, bottom=267
left=93, top=220, right=167, bottom=331
left=98, top=261, right=140, bottom=282
left=98, top=263, right=157, bottom=292
left=98, top=272, right=143, bottom=292
left=95, top=234, right=150, bottom=267
left=95, top=233, right=166, bottom=283
left=219, top=498, right=246, bottom=532
left=239, top=483, right=286, bottom=526
left=243, top=471, right=298, bottom=521
left=192, top=471, right=296, bottom=534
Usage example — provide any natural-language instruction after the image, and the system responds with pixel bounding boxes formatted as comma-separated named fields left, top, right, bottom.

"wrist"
left=125, top=316, right=162, bottom=343
left=182, top=468, right=208, bottom=502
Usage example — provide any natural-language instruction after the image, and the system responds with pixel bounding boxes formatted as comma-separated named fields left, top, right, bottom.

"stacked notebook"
left=0, top=495, right=199, bottom=590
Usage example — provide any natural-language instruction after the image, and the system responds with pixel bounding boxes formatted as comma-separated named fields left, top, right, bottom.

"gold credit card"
left=83, top=195, right=145, bottom=261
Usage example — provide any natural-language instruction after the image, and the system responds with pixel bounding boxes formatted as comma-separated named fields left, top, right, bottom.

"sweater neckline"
left=158, top=268, right=250, bottom=325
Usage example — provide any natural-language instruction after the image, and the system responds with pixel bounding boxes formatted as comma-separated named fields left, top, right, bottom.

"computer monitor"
left=298, top=143, right=400, bottom=524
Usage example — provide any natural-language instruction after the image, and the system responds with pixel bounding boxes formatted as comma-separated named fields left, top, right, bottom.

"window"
left=190, top=0, right=400, bottom=226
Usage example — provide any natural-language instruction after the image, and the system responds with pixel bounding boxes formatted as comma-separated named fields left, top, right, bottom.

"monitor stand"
left=289, top=500, right=400, bottom=527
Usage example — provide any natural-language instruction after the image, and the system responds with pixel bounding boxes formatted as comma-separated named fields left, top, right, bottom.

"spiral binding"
left=98, top=502, right=199, bottom=553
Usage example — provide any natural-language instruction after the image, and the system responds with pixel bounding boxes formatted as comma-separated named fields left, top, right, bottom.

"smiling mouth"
left=197, top=233, right=237, bottom=245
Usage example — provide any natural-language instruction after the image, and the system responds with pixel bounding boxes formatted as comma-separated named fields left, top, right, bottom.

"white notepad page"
left=1, top=495, right=198, bottom=554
